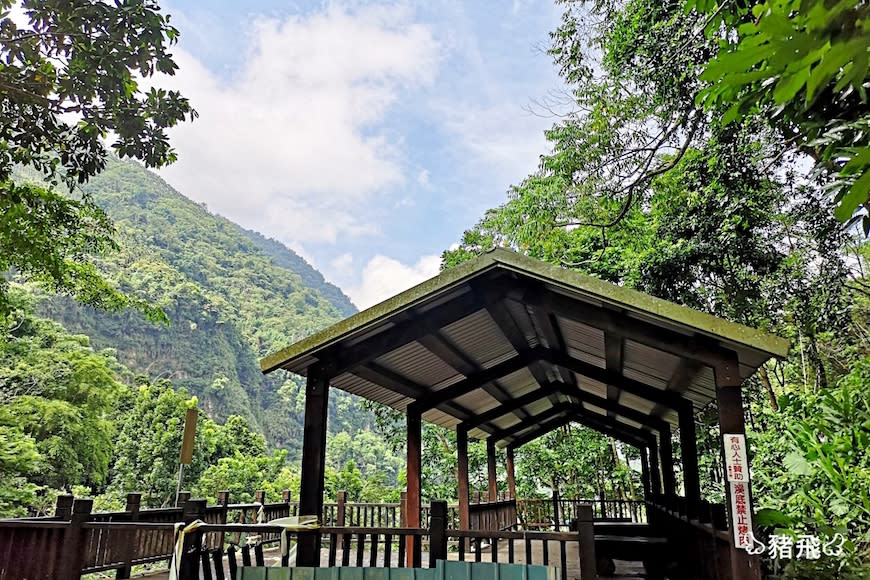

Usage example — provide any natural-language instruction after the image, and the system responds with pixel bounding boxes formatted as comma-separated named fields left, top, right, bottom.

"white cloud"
left=346, top=254, right=441, bottom=310
left=156, top=4, right=440, bottom=246
left=330, top=252, right=354, bottom=275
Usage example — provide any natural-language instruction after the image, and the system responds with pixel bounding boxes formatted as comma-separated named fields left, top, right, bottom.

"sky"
left=155, top=0, right=567, bottom=310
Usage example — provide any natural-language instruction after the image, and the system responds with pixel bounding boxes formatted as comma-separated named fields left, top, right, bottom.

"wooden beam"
left=564, top=385, right=669, bottom=432
left=651, top=359, right=704, bottom=418
left=528, top=304, right=577, bottom=386
left=412, top=348, right=543, bottom=412
left=297, top=365, right=330, bottom=566
left=506, top=408, right=650, bottom=451
left=327, top=289, right=483, bottom=376
left=457, top=426, right=470, bottom=530
left=486, top=438, right=498, bottom=501
left=490, top=403, right=571, bottom=443
left=406, top=407, right=422, bottom=567
left=459, top=382, right=561, bottom=431
left=604, top=330, right=623, bottom=421
left=536, top=291, right=740, bottom=369
left=418, top=331, right=531, bottom=420
left=353, top=362, right=487, bottom=429
left=546, top=348, right=687, bottom=409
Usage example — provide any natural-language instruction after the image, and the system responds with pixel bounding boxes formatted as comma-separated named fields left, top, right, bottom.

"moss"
left=260, top=248, right=790, bottom=375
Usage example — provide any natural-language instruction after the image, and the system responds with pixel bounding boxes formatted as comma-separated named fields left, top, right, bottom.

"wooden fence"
left=0, top=490, right=642, bottom=580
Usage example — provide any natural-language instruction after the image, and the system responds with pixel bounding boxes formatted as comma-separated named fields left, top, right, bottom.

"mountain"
left=31, top=158, right=366, bottom=457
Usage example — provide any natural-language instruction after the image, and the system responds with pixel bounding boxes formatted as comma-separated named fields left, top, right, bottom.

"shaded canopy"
left=261, top=248, right=789, bottom=445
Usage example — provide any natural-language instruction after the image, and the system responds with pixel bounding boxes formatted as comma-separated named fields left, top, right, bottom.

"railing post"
left=58, top=498, right=92, bottom=580
left=429, top=500, right=448, bottom=567
left=552, top=489, right=560, bottom=531
left=179, top=499, right=206, bottom=580
left=576, top=504, right=598, bottom=580
left=282, top=489, right=292, bottom=503
left=54, top=494, right=74, bottom=519
left=255, top=490, right=266, bottom=505
left=177, top=491, right=191, bottom=506
left=116, top=493, right=141, bottom=579
left=336, top=490, right=347, bottom=526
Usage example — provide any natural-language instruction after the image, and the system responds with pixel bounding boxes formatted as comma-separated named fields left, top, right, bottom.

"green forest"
left=1, top=0, right=869, bottom=578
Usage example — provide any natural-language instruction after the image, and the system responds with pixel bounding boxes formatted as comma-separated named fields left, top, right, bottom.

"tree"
left=0, top=0, right=196, bottom=328
left=693, top=0, right=870, bottom=228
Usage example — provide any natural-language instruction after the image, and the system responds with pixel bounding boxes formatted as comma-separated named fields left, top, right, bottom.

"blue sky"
left=155, top=1, right=566, bottom=309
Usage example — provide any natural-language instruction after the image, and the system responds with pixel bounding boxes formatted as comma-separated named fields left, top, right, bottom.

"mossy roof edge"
left=260, top=252, right=500, bottom=373
left=260, top=248, right=790, bottom=374
left=490, top=249, right=791, bottom=358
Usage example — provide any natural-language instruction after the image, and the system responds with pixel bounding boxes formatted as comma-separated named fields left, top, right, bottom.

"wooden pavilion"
left=260, top=248, right=790, bottom=579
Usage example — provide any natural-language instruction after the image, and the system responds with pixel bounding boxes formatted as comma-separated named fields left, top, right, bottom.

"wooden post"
left=648, top=442, right=662, bottom=495
left=217, top=490, right=229, bottom=549
left=406, top=406, right=422, bottom=567
left=255, top=490, right=266, bottom=504
left=659, top=429, right=676, bottom=496
left=298, top=364, right=331, bottom=567
left=54, top=494, right=74, bottom=520
left=716, top=358, right=761, bottom=580
left=429, top=500, right=448, bottom=566
left=177, top=491, right=191, bottom=506
left=552, top=488, right=561, bottom=531
left=116, top=493, right=141, bottom=579
left=282, top=489, right=292, bottom=503
left=576, top=504, right=598, bottom=580
left=457, top=426, right=470, bottom=530
left=179, top=499, right=206, bottom=579
left=486, top=437, right=498, bottom=503
left=400, top=490, right=407, bottom=526
left=58, top=498, right=92, bottom=580
left=506, top=447, right=517, bottom=499
left=679, top=400, right=701, bottom=521
left=640, top=447, right=651, bottom=498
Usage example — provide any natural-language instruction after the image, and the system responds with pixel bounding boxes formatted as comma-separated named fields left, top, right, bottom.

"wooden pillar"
left=659, top=429, right=676, bottom=496
left=116, top=493, right=141, bottom=579
left=640, top=447, right=651, bottom=498
left=486, top=437, right=498, bottom=502
left=297, top=364, right=330, bottom=567
left=58, top=499, right=92, bottom=580
left=506, top=447, right=517, bottom=499
left=716, top=359, right=761, bottom=580
left=679, top=400, right=701, bottom=521
left=406, top=406, right=422, bottom=566
left=576, top=504, right=598, bottom=580
left=457, top=427, right=470, bottom=530
left=648, top=441, right=662, bottom=495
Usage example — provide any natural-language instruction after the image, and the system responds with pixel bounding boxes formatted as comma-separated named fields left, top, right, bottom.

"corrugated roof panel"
left=624, top=339, right=681, bottom=382
left=492, top=415, right=522, bottom=431
left=616, top=416, right=644, bottom=430
left=618, top=392, right=657, bottom=415
left=375, top=341, right=460, bottom=387
left=526, top=398, right=554, bottom=415
left=453, top=389, right=501, bottom=414
left=583, top=403, right=607, bottom=415
left=504, top=299, right=540, bottom=348
left=576, top=375, right=608, bottom=398
left=440, top=310, right=517, bottom=369
left=623, top=367, right=668, bottom=389
left=331, top=373, right=396, bottom=406
left=495, top=368, right=538, bottom=397
left=557, top=317, right=606, bottom=364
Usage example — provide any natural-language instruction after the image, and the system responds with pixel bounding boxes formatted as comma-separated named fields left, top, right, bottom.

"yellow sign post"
left=175, top=408, right=198, bottom=506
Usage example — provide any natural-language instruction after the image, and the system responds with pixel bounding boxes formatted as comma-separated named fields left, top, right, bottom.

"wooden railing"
left=0, top=490, right=649, bottom=579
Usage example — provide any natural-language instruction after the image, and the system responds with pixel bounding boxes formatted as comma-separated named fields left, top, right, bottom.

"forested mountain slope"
left=29, top=158, right=364, bottom=456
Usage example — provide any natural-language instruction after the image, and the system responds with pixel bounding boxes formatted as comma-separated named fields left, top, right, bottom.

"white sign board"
left=729, top=481, right=753, bottom=549
left=723, top=433, right=749, bottom=482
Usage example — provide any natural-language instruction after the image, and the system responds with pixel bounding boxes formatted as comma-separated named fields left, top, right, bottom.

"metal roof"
left=261, top=248, right=790, bottom=446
